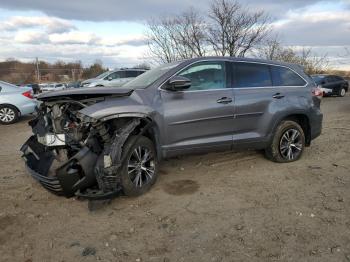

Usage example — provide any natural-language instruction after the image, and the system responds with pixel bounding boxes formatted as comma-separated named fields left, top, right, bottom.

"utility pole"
left=35, top=57, right=40, bottom=84
left=71, top=69, right=75, bottom=81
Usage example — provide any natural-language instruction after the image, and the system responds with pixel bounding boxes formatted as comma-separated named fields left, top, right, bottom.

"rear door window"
left=234, top=62, right=272, bottom=88
left=271, top=66, right=306, bottom=86
left=325, top=76, right=334, bottom=83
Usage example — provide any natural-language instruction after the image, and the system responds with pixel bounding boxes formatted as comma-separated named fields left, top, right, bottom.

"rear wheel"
left=0, top=105, right=19, bottom=125
left=120, top=136, right=158, bottom=196
left=265, top=120, right=305, bottom=163
left=339, top=87, right=346, bottom=97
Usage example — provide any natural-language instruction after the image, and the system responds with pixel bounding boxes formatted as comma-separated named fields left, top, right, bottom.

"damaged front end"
left=20, top=90, right=149, bottom=200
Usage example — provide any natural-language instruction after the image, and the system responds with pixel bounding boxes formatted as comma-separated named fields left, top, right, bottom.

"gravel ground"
left=0, top=95, right=349, bottom=262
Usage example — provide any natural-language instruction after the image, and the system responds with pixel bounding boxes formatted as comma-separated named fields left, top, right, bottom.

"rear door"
left=322, top=76, right=337, bottom=91
left=231, top=62, right=276, bottom=145
left=231, top=62, right=307, bottom=146
left=160, top=60, right=235, bottom=156
left=333, top=76, right=346, bottom=93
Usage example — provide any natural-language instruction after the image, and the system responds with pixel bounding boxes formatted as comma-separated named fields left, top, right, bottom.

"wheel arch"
left=0, top=103, right=21, bottom=116
left=271, top=113, right=311, bottom=146
left=102, top=114, right=162, bottom=160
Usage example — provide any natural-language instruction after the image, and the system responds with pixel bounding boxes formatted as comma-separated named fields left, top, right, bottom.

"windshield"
left=96, top=71, right=111, bottom=79
left=124, top=62, right=180, bottom=88
left=311, top=75, right=325, bottom=84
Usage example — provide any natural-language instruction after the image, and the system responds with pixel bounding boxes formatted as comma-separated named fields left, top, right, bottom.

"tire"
left=0, top=105, right=19, bottom=125
left=119, top=136, right=158, bottom=196
left=339, top=87, right=346, bottom=97
left=265, top=120, right=305, bottom=163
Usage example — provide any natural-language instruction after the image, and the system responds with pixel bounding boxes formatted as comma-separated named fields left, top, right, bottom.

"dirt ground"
left=1, top=95, right=350, bottom=262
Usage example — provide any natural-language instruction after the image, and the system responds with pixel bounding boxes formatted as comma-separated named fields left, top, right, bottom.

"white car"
left=80, top=69, right=146, bottom=88
left=41, top=83, right=67, bottom=92
left=0, top=81, right=37, bottom=124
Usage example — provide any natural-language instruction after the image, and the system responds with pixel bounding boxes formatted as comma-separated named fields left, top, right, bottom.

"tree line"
left=0, top=59, right=151, bottom=85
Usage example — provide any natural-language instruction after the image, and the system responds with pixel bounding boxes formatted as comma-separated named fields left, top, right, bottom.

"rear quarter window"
left=271, top=66, right=306, bottom=86
left=234, top=62, right=272, bottom=88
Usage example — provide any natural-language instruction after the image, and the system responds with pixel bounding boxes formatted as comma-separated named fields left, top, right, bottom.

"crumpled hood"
left=37, top=87, right=134, bottom=102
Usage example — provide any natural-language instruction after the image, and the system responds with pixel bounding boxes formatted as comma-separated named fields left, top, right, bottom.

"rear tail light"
left=312, top=86, right=323, bottom=98
left=22, top=90, right=34, bottom=99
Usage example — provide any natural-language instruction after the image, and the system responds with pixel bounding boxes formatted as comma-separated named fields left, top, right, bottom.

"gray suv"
left=21, top=57, right=323, bottom=199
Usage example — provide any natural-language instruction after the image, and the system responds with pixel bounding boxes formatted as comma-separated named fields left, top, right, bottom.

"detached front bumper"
left=20, top=136, right=98, bottom=197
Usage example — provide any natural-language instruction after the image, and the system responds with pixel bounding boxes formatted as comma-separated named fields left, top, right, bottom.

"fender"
left=267, top=109, right=311, bottom=143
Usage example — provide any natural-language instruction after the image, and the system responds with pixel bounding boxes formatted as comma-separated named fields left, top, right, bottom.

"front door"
left=160, top=61, right=234, bottom=156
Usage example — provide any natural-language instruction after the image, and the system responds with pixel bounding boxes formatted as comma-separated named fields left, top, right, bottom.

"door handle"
left=216, top=97, right=232, bottom=104
left=272, top=93, right=285, bottom=99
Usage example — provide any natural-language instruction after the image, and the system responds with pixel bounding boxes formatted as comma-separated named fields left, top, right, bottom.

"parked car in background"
left=24, top=83, right=40, bottom=94
left=21, top=57, right=323, bottom=199
left=0, top=80, right=37, bottom=124
left=80, top=68, right=146, bottom=88
left=41, top=83, right=67, bottom=92
left=312, top=74, right=349, bottom=97
left=67, top=81, right=81, bottom=88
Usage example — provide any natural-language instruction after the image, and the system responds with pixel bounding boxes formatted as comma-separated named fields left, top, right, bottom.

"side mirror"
left=321, top=81, right=326, bottom=85
left=108, top=76, right=113, bottom=81
left=166, top=76, right=191, bottom=91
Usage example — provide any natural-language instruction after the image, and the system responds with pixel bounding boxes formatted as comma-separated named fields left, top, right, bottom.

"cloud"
left=49, top=31, right=101, bottom=45
left=0, top=0, right=349, bottom=70
left=100, top=35, right=147, bottom=47
left=0, top=16, right=76, bottom=33
left=14, top=31, right=49, bottom=44
left=0, top=37, right=148, bottom=68
left=274, top=9, right=350, bottom=46
left=0, top=0, right=332, bottom=21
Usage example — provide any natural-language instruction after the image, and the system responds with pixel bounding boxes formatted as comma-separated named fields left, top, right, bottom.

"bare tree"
left=145, top=0, right=271, bottom=62
left=173, top=8, right=207, bottom=58
left=256, top=37, right=330, bottom=74
left=207, top=0, right=270, bottom=57
left=145, top=8, right=207, bottom=63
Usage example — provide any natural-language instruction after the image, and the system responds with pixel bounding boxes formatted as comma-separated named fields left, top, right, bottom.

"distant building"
left=40, top=73, right=56, bottom=82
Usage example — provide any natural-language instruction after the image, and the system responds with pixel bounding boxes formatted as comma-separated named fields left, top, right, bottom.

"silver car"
left=0, top=81, right=37, bottom=124
left=41, top=83, right=66, bottom=92
left=80, top=69, right=146, bottom=88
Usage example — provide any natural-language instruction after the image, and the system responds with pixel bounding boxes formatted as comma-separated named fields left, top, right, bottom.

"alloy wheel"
left=127, top=145, right=155, bottom=188
left=279, top=128, right=303, bottom=160
left=0, top=107, right=15, bottom=123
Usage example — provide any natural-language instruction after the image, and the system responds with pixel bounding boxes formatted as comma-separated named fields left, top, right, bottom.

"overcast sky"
left=0, top=0, right=349, bottom=69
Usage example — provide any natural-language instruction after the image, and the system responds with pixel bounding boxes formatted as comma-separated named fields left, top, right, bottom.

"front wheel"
left=120, top=136, right=158, bottom=196
left=265, top=120, right=305, bottom=163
